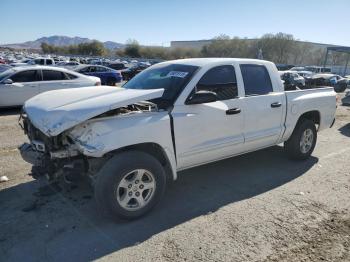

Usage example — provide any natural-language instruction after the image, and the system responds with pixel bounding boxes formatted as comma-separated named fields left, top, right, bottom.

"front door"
left=0, top=70, right=40, bottom=107
left=172, top=65, right=245, bottom=170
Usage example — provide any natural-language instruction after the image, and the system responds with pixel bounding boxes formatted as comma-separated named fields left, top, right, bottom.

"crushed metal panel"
left=24, top=86, right=164, bottom=136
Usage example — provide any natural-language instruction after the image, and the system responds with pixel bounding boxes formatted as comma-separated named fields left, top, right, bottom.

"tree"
left=201, top=35, right=254, bottom=58
left=41, top=42, right=48, bottom=53
left=258, top=33, right=295, bottom=64
left=124, top=39, right=141, bottom=58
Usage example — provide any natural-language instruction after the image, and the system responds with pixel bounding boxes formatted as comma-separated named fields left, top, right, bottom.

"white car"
left=0, top=66, right=101, bottom=107
left=20, top=58, right=336, bottom=220
left=28, top=58, right=55, bottom=66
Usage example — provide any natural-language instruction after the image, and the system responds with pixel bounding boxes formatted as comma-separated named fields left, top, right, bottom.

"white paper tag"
left=167, top=71, right=189, bottom=78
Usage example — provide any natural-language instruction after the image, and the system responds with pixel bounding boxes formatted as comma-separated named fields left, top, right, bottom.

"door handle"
left=271, top=102, right=282, bottom=108
left=226, top=108, right=241, bottom=115
left=28, top=84, right=37, bottom=88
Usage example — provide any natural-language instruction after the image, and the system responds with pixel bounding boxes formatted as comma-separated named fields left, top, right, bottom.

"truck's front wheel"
left=284, top=119, right=317, bottom=160
left=94, top=151, right=166, bottom=220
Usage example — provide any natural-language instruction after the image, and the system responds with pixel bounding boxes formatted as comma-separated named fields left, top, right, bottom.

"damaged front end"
left=19, top=111, right=87, bottom=182
left=18, top=86, right=165, bottom=183
left=18, top=101, right=160, bottom=183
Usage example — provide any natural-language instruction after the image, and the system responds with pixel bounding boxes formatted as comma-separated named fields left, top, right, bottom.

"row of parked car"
left=1, top=50, right=350, bottom=108
left=279, top=66, right=350, bottom=93
left=0, top=51, right=160, bottom=107
left=0, top=66, right=101, bottom=107
left=0, top=51, right=158, bottom=85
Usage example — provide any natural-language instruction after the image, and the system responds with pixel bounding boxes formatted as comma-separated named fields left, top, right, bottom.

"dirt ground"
left=0, top=99, right=349, bottom=262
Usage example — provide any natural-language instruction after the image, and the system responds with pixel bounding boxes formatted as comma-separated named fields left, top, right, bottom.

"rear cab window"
left=240, top=64, right=273, bottom=96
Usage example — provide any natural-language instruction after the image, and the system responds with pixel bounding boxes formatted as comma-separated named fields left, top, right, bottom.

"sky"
left=1, top=0, right=349, bottom=46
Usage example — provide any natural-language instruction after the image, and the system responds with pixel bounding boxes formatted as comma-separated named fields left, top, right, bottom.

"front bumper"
left=19, top=143, right=44, bottom=166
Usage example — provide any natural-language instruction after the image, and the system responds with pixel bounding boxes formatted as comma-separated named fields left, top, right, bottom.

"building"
left=170, top=39, right=344, bottom=50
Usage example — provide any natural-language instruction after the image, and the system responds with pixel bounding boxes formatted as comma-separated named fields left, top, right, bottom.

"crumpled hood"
left=24, top=86, right=164, bottom=136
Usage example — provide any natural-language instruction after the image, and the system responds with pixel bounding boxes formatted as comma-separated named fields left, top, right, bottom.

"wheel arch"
left=297, top=110, right=321, bottom=128
left=107, top=142, right=176, bottom=181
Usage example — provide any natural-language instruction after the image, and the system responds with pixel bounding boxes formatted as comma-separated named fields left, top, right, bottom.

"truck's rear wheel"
left=284, top=119, right=317, bottom=160
left=94, top=151, right=166, bottom=220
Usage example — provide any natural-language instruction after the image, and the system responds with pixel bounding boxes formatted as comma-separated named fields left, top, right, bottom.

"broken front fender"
left=66, top=111, right=178, bottom=178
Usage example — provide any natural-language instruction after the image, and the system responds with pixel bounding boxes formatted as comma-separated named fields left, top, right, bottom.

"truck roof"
left=160, top=58, right=275, bottom=67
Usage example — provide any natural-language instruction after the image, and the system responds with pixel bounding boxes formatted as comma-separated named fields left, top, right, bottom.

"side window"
left=79, top=67, right=90, bottom=73
left=96, top=67, right=105, bottom=72
left=11, top=70, right=39, bottom=83
left=42, top=70, right=68, bottom=81
left=240, top=64, right=273, bottom=96
left=66, top=73, right=78, bottom=80
left=89, top=67, right=97, bottom=73
left=46, top=59, right=53, bottom=65
left=196, top=65, right=238, bottom=100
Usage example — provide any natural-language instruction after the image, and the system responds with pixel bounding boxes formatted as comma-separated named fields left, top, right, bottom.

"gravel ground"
left=0, top=99, right=349, bottom=262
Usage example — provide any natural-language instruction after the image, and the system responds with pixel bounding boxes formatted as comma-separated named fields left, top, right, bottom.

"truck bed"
left=282, top=87, right=336, bottom=141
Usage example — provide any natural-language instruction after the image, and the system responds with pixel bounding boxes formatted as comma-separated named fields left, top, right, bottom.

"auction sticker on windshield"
left=167, top=71, right=189, bottom=78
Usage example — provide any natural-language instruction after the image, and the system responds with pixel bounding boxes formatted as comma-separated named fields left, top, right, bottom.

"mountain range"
left=1, top=35, right=124, bottom=50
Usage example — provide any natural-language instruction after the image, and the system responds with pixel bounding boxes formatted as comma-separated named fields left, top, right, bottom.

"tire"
left=284, top=119, right=317, bottom=160
left=94, top=151, right=166, bottom=220
left=106, top=78, right=116, bottom=86
left=334, top=84, right=346, bottom=93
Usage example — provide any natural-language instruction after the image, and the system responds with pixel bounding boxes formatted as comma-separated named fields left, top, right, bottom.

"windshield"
left=123, top=63, right=199, bottom=106
left=0, top=69, right=14, bottom=82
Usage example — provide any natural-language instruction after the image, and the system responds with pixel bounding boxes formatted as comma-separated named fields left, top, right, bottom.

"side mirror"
left=186, top=90, right=217, bottom=105
left=3, top=79, right=13, bottom=85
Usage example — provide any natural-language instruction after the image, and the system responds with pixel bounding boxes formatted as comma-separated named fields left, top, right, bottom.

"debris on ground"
left=0, top=175, right=9, bottom=182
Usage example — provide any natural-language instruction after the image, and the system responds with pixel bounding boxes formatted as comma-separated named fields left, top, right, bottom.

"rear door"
left=0, top=70, right=40, bottom=106
left=239, top=64, right=285, bottom=151
left=95, top=66, right=108, bottom=83
left=173, top=65, right=245, bottom=169
left=39, top=69, right=71, bottom=93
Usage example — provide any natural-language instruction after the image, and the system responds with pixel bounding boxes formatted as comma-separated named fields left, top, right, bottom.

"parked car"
left=306, top=73, right=348, bottom=93
left=276, top=64, right=295, bottom=71
left=75, top=65, right=122, bottom=86
left=279, top=71, right=305, bottom=90
left=121, top=63, right=150, bottom=80
left=290, top=66, right=306, bottom=72
left=304, top=66, right=331, bottom=73
left=341, top=90, right=350, bottom=105
left=0, top=66, right=100, bottom=107
left=0, top=64, right=11, bottom=72
left=345, top=75, right=350, bottom=86
left=291, top=66, right=331, bottom=74
left=10, top=62, right=29, bottom=67
left=296, top=70, right=313, bottom=79
left=56, top=61, right=80, bottom=67
left=107, top=62, right=127, bottom=70
left=19, top=58, right=336, bottom=220
left=28, top=58, right=55, bottom=66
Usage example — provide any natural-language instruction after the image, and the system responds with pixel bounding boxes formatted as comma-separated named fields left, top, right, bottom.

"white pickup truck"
left=19, top=58, right=336, bottom=220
